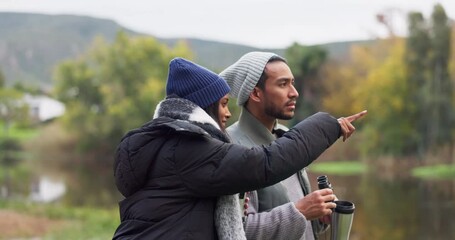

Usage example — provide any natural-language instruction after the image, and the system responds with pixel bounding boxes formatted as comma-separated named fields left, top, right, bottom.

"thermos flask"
left=317, top=175, right=355, bottom=240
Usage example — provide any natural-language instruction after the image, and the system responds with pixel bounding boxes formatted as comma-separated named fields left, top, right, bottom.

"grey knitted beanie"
left=220, top=52, right=286, bottom=106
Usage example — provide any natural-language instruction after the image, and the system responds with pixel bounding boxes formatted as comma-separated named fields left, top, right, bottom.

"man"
left=220, top=52, right=366, bottom=240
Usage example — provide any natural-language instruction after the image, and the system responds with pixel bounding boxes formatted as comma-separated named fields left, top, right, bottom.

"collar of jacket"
left=149, top=96, right=230, bottom=143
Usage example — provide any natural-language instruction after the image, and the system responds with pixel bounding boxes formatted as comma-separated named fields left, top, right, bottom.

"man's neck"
left=245, top=106, right=276, bottom=132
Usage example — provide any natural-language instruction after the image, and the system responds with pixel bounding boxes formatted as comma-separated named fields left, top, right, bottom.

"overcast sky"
left=1, top=0, right=454, bottom=48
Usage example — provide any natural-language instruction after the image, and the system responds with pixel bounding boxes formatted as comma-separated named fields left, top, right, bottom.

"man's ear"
left=250, top=87, right=262, bottom=103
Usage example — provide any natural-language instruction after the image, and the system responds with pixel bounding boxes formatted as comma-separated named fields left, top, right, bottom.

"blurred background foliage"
left=1, top=3, right=455, bottom=239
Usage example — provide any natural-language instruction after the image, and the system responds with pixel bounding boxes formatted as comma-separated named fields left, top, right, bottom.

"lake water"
left=19, top=170, right=455, bottom=239
left=308, top=172, right=455, bottom=240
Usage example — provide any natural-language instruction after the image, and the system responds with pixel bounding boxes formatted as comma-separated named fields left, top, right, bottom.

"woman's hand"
left=338, top=110, right=367, bottom=142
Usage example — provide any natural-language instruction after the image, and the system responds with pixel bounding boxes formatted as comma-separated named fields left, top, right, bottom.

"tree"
left=322, top=44, right=379, bottom=118
left=0, top=137, right=22, bottom=198
left=429, top=4, right=453, bottom=147
left=0, top=88, right=28, bottom=137
left=321, top=3, right=453, bottom=158
left=406, top=11, right=431, bottom=156
left=451, top=25, right=455, bottom=83
left=405, top=4, right=453, bottom=156
left=0, top=85, right=28, bottom=198
left=285, top=43, right=327, bottom=122
left=355, top=40, right=413, bottom=155
left=0, top=69, right=4, bottom=88
left=54, top=32, right=192, bottom=155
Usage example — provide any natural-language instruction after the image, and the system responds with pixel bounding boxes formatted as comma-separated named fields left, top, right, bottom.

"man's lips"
left=286, top=101, right=296, bottom=107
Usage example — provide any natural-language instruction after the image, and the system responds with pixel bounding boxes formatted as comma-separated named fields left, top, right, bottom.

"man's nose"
left=290, top=85, right=299, bottom=98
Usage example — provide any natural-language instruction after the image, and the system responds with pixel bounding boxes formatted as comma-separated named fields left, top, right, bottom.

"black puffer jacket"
left=112, top=97, right=341, bottom=240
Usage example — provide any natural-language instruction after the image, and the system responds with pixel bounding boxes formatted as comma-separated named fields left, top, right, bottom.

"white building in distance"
left=23, top=94, right=65, bottom=122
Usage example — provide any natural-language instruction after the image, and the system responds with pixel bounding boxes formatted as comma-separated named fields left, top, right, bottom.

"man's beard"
left=264, top=100, right=295, bottom=120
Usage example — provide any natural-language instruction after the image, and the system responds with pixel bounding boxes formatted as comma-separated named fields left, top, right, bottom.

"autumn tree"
left=324, top=39, right=413, bottom=155
left=321, top=3, right=453, bottom=158
left=322, top=44, right=378, bottom=118
left=451, top=25, right=455, bottom=82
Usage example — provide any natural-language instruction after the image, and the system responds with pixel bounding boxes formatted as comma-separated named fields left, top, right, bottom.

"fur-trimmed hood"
left=152, top=96, right=230, bottom=143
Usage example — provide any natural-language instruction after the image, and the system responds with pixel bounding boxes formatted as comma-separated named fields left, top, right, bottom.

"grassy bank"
left=412, top=164, right=455, bottom=179
left=0, top=122, right=40, bottom=140
left=0, top=200, right=119, bottom=240
left=310, top=161, right=367, bottom=176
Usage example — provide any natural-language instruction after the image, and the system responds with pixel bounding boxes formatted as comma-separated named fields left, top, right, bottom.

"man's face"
left=260, top=61, right=299, bottom=120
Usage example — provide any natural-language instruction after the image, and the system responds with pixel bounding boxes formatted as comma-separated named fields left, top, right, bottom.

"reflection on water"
left=308, top=172, right=455, bottom=240
left=29, top=176, right=66, bottom=203
left=17, top=168, right=455, bottom=239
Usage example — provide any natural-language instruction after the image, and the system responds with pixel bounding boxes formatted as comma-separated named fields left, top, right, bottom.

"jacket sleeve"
left=176, top=112, right=341, bottom=197
left=244, top=190, right=307, bottom=240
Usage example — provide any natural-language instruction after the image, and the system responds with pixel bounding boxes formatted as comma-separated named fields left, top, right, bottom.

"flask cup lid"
left=334, top=200, right=355, bottom=214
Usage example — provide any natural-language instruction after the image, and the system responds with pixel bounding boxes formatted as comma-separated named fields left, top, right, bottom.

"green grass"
left=0, top=200, right=119, bottom=240
left=412, top=164, right=455, bottom=179
left=7, top=127, right=40, bottom=140
left=44, top=207, right=119, bottom=240
left=309, top=161, right=367, bottom=176
left=0, top=122, right=40, bottom=141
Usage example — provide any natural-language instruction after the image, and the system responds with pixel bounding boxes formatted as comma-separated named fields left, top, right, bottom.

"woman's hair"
left=204, top=99, right=223, bottom=130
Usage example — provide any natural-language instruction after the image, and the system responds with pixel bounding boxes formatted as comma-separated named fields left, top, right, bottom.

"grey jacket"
left=227, top=107, right=329, bottom=240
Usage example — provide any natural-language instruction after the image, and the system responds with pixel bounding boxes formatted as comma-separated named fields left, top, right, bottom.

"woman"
left=113, top=58, right=341, bottom=239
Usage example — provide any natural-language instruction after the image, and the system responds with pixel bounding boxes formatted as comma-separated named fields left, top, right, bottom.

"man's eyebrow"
left=277, top=77, right=292, bottom=82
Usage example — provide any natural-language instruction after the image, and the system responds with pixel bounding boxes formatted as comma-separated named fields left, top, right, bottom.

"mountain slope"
left=0, top=12, right=138, bottom=88
left=0, top=12, right=371, bottom=89
left=162, top=38, right=283, bottom=72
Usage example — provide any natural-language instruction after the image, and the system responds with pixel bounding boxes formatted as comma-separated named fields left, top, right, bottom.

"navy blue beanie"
left=166, top=58, right=231, bottom=109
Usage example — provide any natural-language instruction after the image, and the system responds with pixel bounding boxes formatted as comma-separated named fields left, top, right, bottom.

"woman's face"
left=218, top=94, right=231, bottom=130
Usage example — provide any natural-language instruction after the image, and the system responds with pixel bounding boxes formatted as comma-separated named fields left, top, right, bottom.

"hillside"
left=0, top=12, right=371, bottom=89
left=0, top=12, right=138, bottom=88
left=162, top=38, right=283, bottom=73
